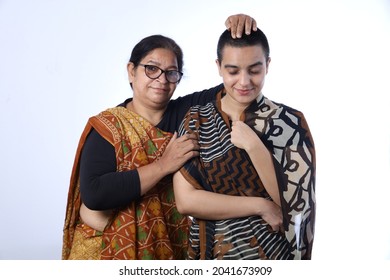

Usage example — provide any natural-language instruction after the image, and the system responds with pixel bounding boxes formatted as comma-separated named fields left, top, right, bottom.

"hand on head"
left=225, top=14, right=257, bottom=39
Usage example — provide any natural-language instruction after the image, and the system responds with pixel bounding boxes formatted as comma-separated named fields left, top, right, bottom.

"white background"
left=0, top=0, right=389, bottom=260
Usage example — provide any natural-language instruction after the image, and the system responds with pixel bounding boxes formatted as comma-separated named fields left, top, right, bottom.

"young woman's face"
left=128, top=48, right=179, bottom=109
left=217, top=45, right=270, bottom=107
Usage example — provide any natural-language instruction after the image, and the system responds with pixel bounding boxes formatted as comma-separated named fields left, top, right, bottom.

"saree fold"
left=62, top=107, right=189, bottom=260
left=178, top=91, right=316, bottom=260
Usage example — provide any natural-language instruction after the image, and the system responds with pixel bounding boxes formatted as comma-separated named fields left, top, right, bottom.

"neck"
left=126, top=100, right=165, bottom=126
left=221, top=95, right=248, bottom=122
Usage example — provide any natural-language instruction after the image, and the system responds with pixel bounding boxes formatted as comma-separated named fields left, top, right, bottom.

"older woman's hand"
left=225, top=14, right=257, bottom=38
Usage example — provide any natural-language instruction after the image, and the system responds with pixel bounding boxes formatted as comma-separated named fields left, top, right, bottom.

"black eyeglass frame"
left=139, top=64, right=183, bottom=84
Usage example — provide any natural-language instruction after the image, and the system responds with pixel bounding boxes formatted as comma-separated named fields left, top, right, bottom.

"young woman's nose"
left=238, top=72, right=251, bottom=86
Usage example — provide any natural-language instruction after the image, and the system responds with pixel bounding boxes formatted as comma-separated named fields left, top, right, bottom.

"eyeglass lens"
left=142, top=64, right=182, bottom=83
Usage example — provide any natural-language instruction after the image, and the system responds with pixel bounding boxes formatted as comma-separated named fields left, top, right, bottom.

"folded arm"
left=173, top=171, right=282, bottom=231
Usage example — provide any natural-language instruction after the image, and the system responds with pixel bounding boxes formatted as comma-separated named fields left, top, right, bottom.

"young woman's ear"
left=215, top=59, right=223, bottom=77
left=266, top=57, right=271, bottom=74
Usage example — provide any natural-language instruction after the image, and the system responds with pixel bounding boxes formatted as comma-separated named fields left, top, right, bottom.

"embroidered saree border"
left=62, top=107, right=189, bottom=260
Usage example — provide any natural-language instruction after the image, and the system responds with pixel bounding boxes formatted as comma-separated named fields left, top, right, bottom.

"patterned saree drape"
left=178, top=91, right=316, bottom=260
left=62, top=107, right=189, bottom=260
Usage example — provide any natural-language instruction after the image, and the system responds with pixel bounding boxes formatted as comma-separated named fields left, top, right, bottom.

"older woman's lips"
left=152, top=87, right=169, bottom=94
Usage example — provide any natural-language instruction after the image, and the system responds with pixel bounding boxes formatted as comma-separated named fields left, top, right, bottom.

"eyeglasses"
left=139, top=64, right=183, bottom=84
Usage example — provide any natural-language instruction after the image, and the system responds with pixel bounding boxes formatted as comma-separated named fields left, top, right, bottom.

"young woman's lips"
left=236, top=88, right=252, bottom=95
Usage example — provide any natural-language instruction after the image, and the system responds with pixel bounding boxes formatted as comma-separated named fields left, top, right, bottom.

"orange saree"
left=62, top=107, right=189, bottom=260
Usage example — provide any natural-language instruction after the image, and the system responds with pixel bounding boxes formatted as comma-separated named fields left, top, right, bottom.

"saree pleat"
left=178, top=91, right=315, bottom=260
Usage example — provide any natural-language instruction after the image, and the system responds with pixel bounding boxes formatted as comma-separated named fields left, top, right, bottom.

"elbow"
left=81, top=195, right=101, bottom=211
left=173, top=172, right=195, bottom=215
left=80, top=182, right=104, bottom=210
left=175, top=200, right=188, bottom=215
left=175, top=197, right=193, bottom=216
left=79, top=176, right=109, bottom=210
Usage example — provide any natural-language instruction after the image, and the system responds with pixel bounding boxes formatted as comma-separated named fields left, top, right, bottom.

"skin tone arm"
left=173, top=171, right=283, bottom=231
left=80, top=132, right=199, bottom=232
left=230, top=120, right=281, bottom=207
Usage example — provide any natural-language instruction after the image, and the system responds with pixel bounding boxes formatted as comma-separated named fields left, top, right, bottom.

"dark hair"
left=129, top=34, right=183, bottom=72
left=216, top=28, right=270, bottom=62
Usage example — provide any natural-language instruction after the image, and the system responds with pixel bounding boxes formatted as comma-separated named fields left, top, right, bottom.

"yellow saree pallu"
left=62, top=107, right=189, bottom=260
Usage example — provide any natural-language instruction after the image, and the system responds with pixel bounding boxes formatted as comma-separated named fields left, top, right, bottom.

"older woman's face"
left=128, top=48, right=179, bottom=110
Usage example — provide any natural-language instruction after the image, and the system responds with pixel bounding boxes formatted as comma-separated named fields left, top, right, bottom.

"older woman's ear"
left=127, top=62, right=136, bottom=83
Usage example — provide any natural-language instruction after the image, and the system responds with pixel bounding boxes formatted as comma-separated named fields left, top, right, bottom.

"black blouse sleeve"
left=79, top=129, right=141, bottom=210
left=157, top=83, right=224, bottom=132
left=172, top=83, right=223, bottom=115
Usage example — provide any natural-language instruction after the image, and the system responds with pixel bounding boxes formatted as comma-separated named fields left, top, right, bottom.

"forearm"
left=173, top=168, right=283, bottom=230
left=179, top=190, right=265, bottom=220
left=173, top=171, right=268, bottom=220
left=247, top=139, right=281, bottom=206
left=137, top=160, right=171, bottom=195
left=80, top=170, right=141, bottom=210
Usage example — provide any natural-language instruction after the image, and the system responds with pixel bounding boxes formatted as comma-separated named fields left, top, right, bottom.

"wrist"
left=246, top=137, right=262, bottom=153
left=253, top=197, right=267, bottom=216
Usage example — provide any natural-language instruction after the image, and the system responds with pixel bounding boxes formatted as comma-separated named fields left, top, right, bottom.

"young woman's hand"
left=258, top=198, right=284, bottom=232
left=231, top=120, right=261, bottom=152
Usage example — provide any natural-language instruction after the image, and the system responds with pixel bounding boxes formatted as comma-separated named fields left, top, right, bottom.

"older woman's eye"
left=146, top=65, right=159, bottom=73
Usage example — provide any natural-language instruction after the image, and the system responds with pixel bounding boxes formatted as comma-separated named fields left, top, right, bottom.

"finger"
left=245, top=17, right=253, bottom=35
left=225, top=17, right=232, bottom=30
left=252, top=18, right=257, bottom=32
left=176, top=133, right=191, bottom=143
left=229, top=20, right=237, bottom=39
left=269, top=224, right=278, bottom=232
left=167, top=131, right=178, bottom=146
left=235, top=15, right=245, bottom=38
left=179, top=133, right=198, bottom=145
left=182, top=137, right=200, bottom=151
left=185, top=133, right=198, bottom=140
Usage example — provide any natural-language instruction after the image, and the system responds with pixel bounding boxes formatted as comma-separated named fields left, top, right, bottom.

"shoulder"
left=187, top=102, right=215, bottom=115
left=263, top=96, right=305, bottom=117
left=88, top=107, right=128, bottom=141
left=170, top=83, right=224, bottom=105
